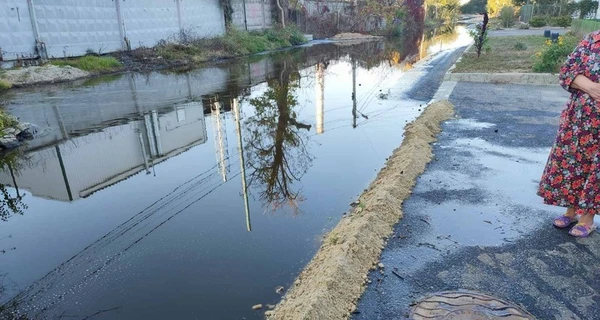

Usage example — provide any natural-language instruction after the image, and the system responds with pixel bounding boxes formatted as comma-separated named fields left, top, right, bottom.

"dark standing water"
left=0, top=27, right=470, bottom=319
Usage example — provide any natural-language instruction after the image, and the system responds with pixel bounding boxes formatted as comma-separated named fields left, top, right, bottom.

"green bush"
left=549, top=16, right=572, bottom=27
left=533, top=35, right=579, bottom=72
left=0, top=110, right=18, bottom=130
left=500, top=6, right=515, bottom=28
left=529, top=16, right=547, bottom=27
left=51, top=56, right=122, bottom=73
left=514, top=42, right=528, bottom=50
left=0, top=79, right=11, bottom=91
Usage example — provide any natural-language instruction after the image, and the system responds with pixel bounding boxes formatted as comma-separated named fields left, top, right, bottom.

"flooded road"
left=0, top=27, right=470, bottom=319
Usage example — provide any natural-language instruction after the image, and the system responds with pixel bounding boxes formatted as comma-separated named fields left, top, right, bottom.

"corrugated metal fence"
left=1, top=0, right=274, bottom=61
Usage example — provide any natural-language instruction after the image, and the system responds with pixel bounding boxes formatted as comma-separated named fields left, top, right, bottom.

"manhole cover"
left=409, top=290, right=535, bottom=320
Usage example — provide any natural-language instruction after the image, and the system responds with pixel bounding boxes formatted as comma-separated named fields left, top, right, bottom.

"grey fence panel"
left=1, top=0, right=266, bottom=61
left=231, top=0, right=273, bottom=30
left=180, top=0, right=226, bottom=39
left=1, top=0, right=37, bottom=60
left=33, top=0, right=123, bottom=58
left=120, top=0, right=180, bottom=48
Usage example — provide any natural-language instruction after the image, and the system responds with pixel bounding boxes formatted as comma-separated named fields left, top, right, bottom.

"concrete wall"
left=231, top=0, right=274, bottom=30
left=1, top=0, right=37, bottom=60
left=0, top=0, right=229, bottom=61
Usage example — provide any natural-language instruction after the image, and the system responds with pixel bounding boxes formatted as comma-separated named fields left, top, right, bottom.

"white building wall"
left=120, top=0, right=180, bottom=48
left=180, top=0, right=226, bottom=38
left=0, top=0, right=37, bottom=60
left=1, top=0, right=228, bottom=61
left=32, top=0, right=123, bottom=58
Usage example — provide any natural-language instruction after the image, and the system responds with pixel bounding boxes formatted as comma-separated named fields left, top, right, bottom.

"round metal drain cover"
left=409, top=290, right=535, bottom=320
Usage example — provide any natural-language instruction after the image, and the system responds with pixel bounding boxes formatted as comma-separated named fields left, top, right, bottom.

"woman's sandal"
left=553, top=215, right=578, bottom=228
left=569, top=223, right=597, bottom=237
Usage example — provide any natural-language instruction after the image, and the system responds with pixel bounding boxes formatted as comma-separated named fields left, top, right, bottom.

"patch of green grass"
left=453, top=36, right=548, bottom=73
left=0, top=79, right=11, bottom=91
left=157, top=25, right=308, bottom=62
left=0, top=109, right=18, bottom=131
left=51, top=56, right=123, bottom=73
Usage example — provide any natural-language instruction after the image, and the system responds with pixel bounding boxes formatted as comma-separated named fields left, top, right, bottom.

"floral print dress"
left=538, top=30, right=600, bottom=215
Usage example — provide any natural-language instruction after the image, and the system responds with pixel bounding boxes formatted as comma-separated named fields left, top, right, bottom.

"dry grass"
left=453, top=36, right=547, bottom=73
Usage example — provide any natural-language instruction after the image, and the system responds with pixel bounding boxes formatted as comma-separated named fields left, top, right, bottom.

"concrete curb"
left=444, top=72, right=558, bottom=85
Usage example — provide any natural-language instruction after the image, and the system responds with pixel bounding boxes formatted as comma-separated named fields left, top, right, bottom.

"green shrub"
left=51, top=56, right=122, bottom=73
left=514, top=42, right=528, bottom=50
left=0, top=110, right=18, bottom=130
left=0, top=79, right=11, bottom=91
left=533, top=35, right=579, bottom=72
left=500, top=6, right=515, bottom=28
left=549, top=15, right=572, bottom=27
left=529, top=16, right=547, bottom=28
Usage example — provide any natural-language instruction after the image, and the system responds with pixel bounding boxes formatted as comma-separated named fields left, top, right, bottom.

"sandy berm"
left=267, top=100, right=455, bottom=319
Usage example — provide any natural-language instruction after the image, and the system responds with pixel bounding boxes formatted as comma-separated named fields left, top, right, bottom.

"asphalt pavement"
left=354, top=81, right=600, bottom=319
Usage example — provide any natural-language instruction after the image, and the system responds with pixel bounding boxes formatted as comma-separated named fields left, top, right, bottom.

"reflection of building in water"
left=0, top=103, right=207, bottom=201
left=315, top=62, right=325, bottom=134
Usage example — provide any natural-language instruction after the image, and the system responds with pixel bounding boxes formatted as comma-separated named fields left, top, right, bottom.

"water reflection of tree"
left=244, top=62, right=313, bottom=214
left=0, top=150, right=28, bottom=222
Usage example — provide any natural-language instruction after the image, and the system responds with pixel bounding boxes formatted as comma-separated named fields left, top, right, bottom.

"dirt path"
left=267, top=101, right=454, bottom=320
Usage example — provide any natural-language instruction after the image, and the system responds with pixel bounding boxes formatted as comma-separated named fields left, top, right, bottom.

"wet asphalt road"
left=354, top=82, right=600, bottom=319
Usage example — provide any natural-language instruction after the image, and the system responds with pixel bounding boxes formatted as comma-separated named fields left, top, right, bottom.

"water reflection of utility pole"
left=352, top=59, right=358, bottom=129
left=129, top=73, right=153, bottom=175
left=137, top=129, right=151, bottom=175
left=8, top=164, right=20, bottom=198
left=233, top=98, right=252, bottom=232
left=211, top=100, right=229, bottom=182
left=316, top=62, right=325, bottom=134
left=55, top=144, right=73, bottom=201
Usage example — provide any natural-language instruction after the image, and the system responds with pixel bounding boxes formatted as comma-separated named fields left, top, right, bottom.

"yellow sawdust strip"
left=267, top=100, right=455, bottom=320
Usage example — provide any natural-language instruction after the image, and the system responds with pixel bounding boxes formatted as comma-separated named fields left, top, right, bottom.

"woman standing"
left=538, top=30, right=600, bottom=237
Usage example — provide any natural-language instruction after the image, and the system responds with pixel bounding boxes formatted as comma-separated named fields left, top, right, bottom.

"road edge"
left=266, top=100, right=455, bottom=320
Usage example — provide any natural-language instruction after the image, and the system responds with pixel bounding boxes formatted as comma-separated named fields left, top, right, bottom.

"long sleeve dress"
left=538, top=30, right=600, bottom=215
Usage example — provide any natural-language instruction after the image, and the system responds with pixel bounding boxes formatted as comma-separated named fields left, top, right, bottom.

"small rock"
left=367, top=279, right=372, bottom=284
left=2, top=128, right=16, bottom=135
left=265, top=310, right=275, bottom=316
left=350, top=200, right=360, bottom=206
left=266, top=304, right=276, bottom=310
left=378, top=263, right=385, bottom=269
left=294, top=279, right=301, bottom=286
left=252, top=304, right=263, bottom=310
left=0, top=136, right=20, bottom=150
left=275, top=286, right=285, bottom=294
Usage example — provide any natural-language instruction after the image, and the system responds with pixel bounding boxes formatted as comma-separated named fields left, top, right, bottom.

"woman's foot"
left=569, top=213, right=596, bottom=237
left=553, top=208, right=578, bottom=228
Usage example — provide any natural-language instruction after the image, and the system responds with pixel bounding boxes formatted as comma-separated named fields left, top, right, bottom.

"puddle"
left=0, top=27, right=469, bottom=319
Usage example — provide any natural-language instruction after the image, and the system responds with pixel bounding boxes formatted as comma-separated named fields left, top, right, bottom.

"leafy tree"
left=579, top=0, right=599, bottom=18
left=461, top=0, right=487, bottom=14
left=488, top=0, right=514, bottom=17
